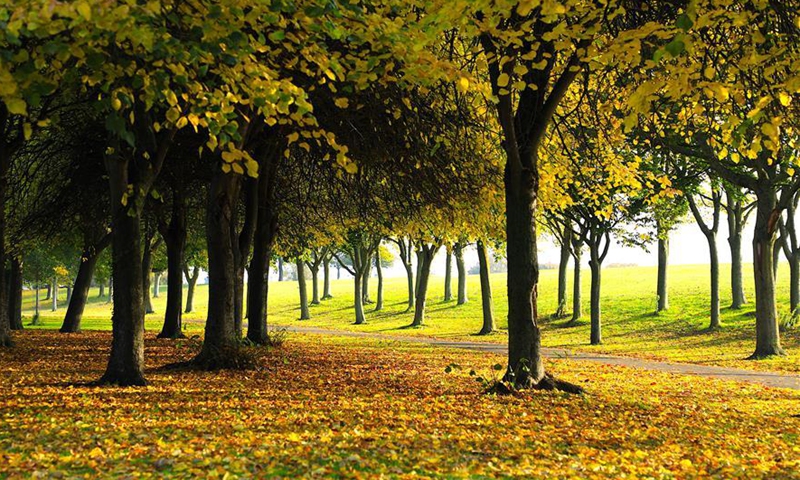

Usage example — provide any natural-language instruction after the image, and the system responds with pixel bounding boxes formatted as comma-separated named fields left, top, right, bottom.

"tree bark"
left=375, top=252, right=384, bottom=312
left=750, top=189, right=785, bottom=357
left=454, top=242, right=468, bottom=305
left=50, top=278, right=58, bottom=311
left=570, top=242, right=582, bottom=324
left=362, top=252, right=372, bottom=305
left=726, top=190, right=747, bottom=309
left=555, top=225, right=570, bottom=318
left=297, top=260, right=310, bottom=320
left=353, top=270, right=365, bottom=325
left=99, top=282, right=105, bottom=298
left=246, top=145, right=280, bottom=345
left=688, top=192, right=722, bottom=330
left=45, top=283, right=51, bottom=301
left=411, top=244, right=438, bottom=327
left=278, top=257, right=284, bottom=281
left=656, top=232, right=669, bottom=312
left=159, top=187, right=187, bottom=339
left=396, top=238, right=414, bottom=310
left=98, top=154, right=147, bottom=385
left=142, top=233, right=155, bottom=315
left=233, top=178, right=258, bottom=338
left=477, top=240, right=495, bottom=335
left=152, top=272, right=161, bottom=298
left=61, top=239, right=110, bottom=333
left=8, top=258, right=23, bottom=330
left=194, top=169, right=243, bottom=368
left=589, top=240, right=603, bottom=345
left=183, top=265, right=199, bottom=314
left=0, top=133, right=11, bottom=346
left=309, top=265, right=320, bottom=305
left=322, top=255, right=333, bottom=300
left=444, top=247, right=453, bottom=302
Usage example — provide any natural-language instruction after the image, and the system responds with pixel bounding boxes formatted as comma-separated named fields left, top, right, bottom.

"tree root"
left=485, top=373, right=585, bottom=396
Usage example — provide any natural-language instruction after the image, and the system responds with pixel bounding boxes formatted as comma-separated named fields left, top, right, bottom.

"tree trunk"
left=708, top=233, right=721, bottom=329
left=159, top=191, right=187, bottom=339
left=194, top=170, right=242, bottom=368
left=98, top=156, right=147, bottom=385
left=569, top=242, right=583, bottom=324
left=504, top=169, right=545, bottom=387
left=362, top=253, right=372, bottom=304
left=414, top=249, right=423, bottom=300
left=375, top=253, right=384, bottom=312
left=411, top=246, right=437, bottom=327
left=790, top=256, right=800, bottom=314
left=402, top=260, right=414, bottom=310
left=233, top=263, right=245, bottom=338
left=184, top=266, right=199, bottom=314
left=66, top=284, right=73, bottom=304
left=555, top=227, right=570, bottom=318
left=727, top=194, right=747, bottom=309
left=61, top=247, right=105, bottom=333
left=142, top=238, right=154, bottom=315
left=278, top=258, right=284, bottom=282
left=99, top=282, right=105, bottom=298
left=310, top=266, right=320, bottom=305
left=656, top=233, right=669, bottom=312
left=106, top=276, right=113, bottom=304
left=750, top=190, right=785, bottom=358
left=455, top=243, right=468, bottom=305
left=353, top=270, right=366, bottom=325
left=34, top=282, right=40, bottom=323
left=322, top=256, right=332, bottom=300
left=45, top=283, right=51, bottom=301
left=297, top=260, right=310, bottom=320
left=246, top=147, right=279, bottom=345
left=9, top=258, right=23, bottom=330
left=51, top=278, right=58, bottom=311
left=0, top=141, right=10, bottom=346
left=444, top=248, right=453, bottom=302
left=589, top=241, right=602, bottom=345
left=477, top=240, right=495, bottom=335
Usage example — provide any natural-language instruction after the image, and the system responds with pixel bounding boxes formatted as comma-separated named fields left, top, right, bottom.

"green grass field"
left=20, top=263, right=800, bottom=373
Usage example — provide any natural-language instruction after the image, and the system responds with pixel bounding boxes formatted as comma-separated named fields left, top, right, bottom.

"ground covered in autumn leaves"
left=1, top=331, right=799, bottom=478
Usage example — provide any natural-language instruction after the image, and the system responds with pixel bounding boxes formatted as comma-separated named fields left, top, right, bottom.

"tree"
left=687, top=184, right=723, bottom=330
left=476, top=239, right=496, bottom=335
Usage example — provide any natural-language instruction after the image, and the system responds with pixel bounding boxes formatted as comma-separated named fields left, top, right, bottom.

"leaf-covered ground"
left=1, top=331, right=799, bottom=478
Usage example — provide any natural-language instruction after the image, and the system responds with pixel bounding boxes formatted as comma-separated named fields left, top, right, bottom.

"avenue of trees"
left=1, top=0, right=799, bottom=391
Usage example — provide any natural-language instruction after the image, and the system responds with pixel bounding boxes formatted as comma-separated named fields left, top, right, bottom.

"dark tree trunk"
left=61, top=240, right=109, bottom=333
left=194, top=170, right=242, bottom=368
left=142, top=235, right=155, bottom=315
left=310, top=266, right=320, bottom=305
left=98, top=155, right=147, bottom=386
left=708, top=234, right=721, bottom=329
left=375, top=252, right=384, bottom=312
left=233, top=263, right=245, bottom=337
left=183, top=265, right=199, bottom=313
left=414, top=248, right=423, bottom=300
left=246, top=145, right=280, bottom=345
left=9, top=258, right=23, bottom=330
left=656, top=232, right=669, bottom=312
left=726, top=191, right=747, bottom=309
left=411, top=245, right=438, bottom=327
left=555, top=225, right=570, bottom=318
left=504, top=168, right=544, bottom=386
left=106, top=276, right=113, bottom=304
left=454, top=242, right=468, bottom=305
left=589, top=241, right=602, bottom=345
left=297, top=260, right=310, bottom=320
left=353, top=270, right=365, bottom=325
left=477, top=240, right=495, bottom=335
left=99, top=282, right=105, bottom=298
left=322, top=255, right=333, bottom=300
left=362, top=252, right=372, bottom=305
left=688, top=192, right=722, bottom=330
left=66, top=284, right=73, bottom=304
left=404, top=261, right=414, bottom=310
left=159, top=188, right=187, bottom=339
left=50, top=278, right=58, bottom=311
left=233, top=178, right=258, bottom=339
left=396, top=238, right=414, bottom=310
left=750, top=189, right=785, bottom=358
left=570, top=243, right=582, bottom=324
left=0, top=134, right=11, bottom=346
left=444, top=248, right=453, bottom=302
left=45, top=283, right=51, bottom=301
left=278, top=257, right=284, bottom=281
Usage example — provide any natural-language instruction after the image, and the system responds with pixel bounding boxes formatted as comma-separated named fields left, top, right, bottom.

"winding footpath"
left=271, top=325, right=800, bottom=391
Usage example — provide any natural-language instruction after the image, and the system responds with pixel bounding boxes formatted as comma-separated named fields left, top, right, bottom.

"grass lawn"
left=1, top=331, right=798, bottom=478
left=20, top=263, right=800, bottom=373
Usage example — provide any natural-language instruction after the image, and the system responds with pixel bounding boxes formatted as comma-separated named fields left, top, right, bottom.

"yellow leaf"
left=334, top=98, right=349, bottom=109
left=89, top=447, right=104, bottom=458
left=76, top=1, right=92, bottom=21
left=457, top=77, right=470, bottom=92
left=496, top=73, right=510, bottom=88
left=779, top=92, right=792, bottom=107
left=5, top=98, right=26, bottom=115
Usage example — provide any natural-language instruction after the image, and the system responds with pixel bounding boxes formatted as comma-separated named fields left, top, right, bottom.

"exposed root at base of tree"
left=485, top=374, right=585, bottom=396
left=747, top=349, right=788, bottom=360
left=156, top=332, right=187, bottom=340
left=0, top=335, right=14, bottom=347
left=476, top=328, right=495, bottom=336
left=90, top=372, right=148, bottom=387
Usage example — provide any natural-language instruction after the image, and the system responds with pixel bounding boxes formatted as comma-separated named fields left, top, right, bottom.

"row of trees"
left=1, top=1, right=798, bottom=392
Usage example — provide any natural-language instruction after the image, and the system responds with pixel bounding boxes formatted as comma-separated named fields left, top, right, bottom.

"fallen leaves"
left=1, top=331, right=798, bottom=478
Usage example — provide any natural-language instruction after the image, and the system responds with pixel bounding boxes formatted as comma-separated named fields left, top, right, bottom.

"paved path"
left=272, top=325, right=800, bottom=391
